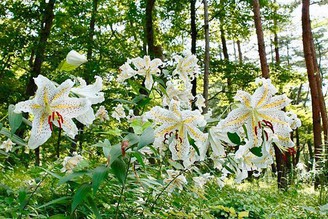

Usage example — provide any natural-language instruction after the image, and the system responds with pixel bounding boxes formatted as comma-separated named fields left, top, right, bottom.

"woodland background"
left=0, top=0, right=328, bottom=218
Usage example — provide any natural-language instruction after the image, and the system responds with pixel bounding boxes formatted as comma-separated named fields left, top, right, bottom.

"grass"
left=0, top=163, right=327, bottom=218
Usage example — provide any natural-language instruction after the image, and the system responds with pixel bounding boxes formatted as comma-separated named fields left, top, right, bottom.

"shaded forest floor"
left=0, top=164, right=327, bottom=218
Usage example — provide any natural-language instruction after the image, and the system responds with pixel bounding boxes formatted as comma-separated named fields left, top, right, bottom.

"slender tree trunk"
left=191, top=0, right=197, bottom=100
left=273, top=0, right=280, bottom=65
left=274, top=33, right=280, bottom=65
left=252, top=0, right=269, bottom=78
left=237, top=39, right=243, bottom=64
left=86, top=0, right=98, bottom=83
left=203, top=0, right=209, bottom=114
left=219, top=17, right=233, bottom=103
left=302, top=0, right=323, bottom=188
left=71, top=0, right=99, bottom=154
left=146, top=0, right=156, bottom=58
left=25, top=0, right=55, bottom=166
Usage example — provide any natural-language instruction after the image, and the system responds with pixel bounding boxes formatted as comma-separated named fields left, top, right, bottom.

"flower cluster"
left=119, top=53, right=301, bottom=187
left=14, top=51, right=104, bottom=149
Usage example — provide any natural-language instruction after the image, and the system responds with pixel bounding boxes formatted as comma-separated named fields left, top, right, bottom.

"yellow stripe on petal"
left=256, top=84, right=269, bottom=107
left=187, top=125, right=207, bottom=142
left=224, top=112, right=250, bottom=128
left=150, top=110, right=176, bottom=123
left=52, top=86, right=71, bottom=102
left=43, top=87, right=50, bottom=105
left=262, top=98, right=288, bottom=109
left=156, top=124, right=177, bottom=137
left=31, top=104, right=42, bottom=109
left=183, top=115, right=199, bottom=124
left=39, top=112, right=48, bottom=133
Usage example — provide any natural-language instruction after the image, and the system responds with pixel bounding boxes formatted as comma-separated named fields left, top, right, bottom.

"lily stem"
left=56, top=129, right=62, bottom=158
left=115, top=155, right=132, bottom=219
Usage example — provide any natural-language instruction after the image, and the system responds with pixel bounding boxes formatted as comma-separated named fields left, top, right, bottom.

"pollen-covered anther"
left=263, top=120, right=274, bottom=133
left=48, top=111, right=64, bottom=131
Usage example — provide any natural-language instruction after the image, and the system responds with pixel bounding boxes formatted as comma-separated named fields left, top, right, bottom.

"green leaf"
left=130, top=151, right=145, bottom=168
left=18, top=189, right=27, bottom=210
left=110, top=158, right=127, bottom=185
left=22, top=117, right=32, bottom=126
left=0, top=127, right=27, bottom=146
left=37, top=196, right=70, bottom=209
left=58, top=171, right=87, bottom=185
left=0, top=123, right=3, bottom=130
left=189, top=136, right=200, bottom=156
left=48, top=215, right=70, bottom=219
left=93, top=139, right=111, bottom=157
left=87, top=196, right=102, bottom=219
left=40, top=168, right=61, bottom=179
left=92, top=165, right=109, bottom=195
left=138, top=127, right=154, bottom=149
left=71, top=184, right=91, bottom=214
left=124, top=133, right=140, bottom=146
left=108, top=143, right=122, bottom=166
left=227, top=132, right=241, bottom=145
left=8, top=104, right=22, bottom=135
left=102, top=139, right=111, bottom=157
left=168, top=159, right=184, bottom=170
left=58, top=60, right=77, bottom=72
left=249, top=146, right=263, bottom=157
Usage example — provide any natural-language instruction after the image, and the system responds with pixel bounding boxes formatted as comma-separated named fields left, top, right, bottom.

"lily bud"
left=66, top=50, right=87, bottom=67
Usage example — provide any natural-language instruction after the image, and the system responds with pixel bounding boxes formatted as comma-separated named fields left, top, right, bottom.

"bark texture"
left=252, top=0, right=269, bottom=78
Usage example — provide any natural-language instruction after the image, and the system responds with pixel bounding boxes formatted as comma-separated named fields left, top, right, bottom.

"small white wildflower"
left=95, top=106, right=109, bottom=122
left=61, top=152, right=83, bottom=173
left=195, top=94, right=206, bottom=113
left=164, top=170, right=187, bottom=193
left=112, top=104, right=126, bottom=121
left=0, top=139, right=15, bottom=153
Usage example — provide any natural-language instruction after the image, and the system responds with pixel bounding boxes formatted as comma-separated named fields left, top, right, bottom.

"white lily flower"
left=193, top=173, right=214, bottom=189
left=163, top=79, right=193, bottom=109
left=14, top=75, right=91, bottom=149
left=72, top=76, right=104, bottom=104
left=95, top=105, right=109, bottom=122
left=118, top=56, right=162, bottom=90
left=164, top=170, right=187, bottom=193
left=66, top=50, right=87, bottom=67
left=112, top=104, right=126, bottom=121
left=61, top=152, right=83, bottom=173
left=195, top=94, right=206, bottom=113
left=118, top=59, right=137, bottom=82
left=71, top=76, right=105, bottom=126
left=221, top=78, right=292, bottom=147
left=145, top=99, right=207, bottom=162
left=173, top=52, right=200, bottom=85
left=0, top=139, right=15, bottom=152
left=131, top=56, right=162, bottom=90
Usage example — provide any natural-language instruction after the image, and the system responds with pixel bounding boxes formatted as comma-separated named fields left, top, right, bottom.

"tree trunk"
left=274, top=33, right=280, bottom=65
left=203, top=0, right=209, bottom=114
left=252, top=0, right=269, bottom=78
left=25, top=0, right=55, bottom=166
left=146, top=0, right=156, bottom=58
left=273, top=0, right=280, bottom=65
left=302, top=0, right=323, bottom=187
left=86, top=0, right=98, bottom=83
left=70, top=0, right=99, bottom=154
left=237, top=39, right=243, bottom=64
left=191, top=0, right=197, bottom=101
left=219, top=13, right=234, bottom=103
left=274, top=145, right=288, bottom=189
